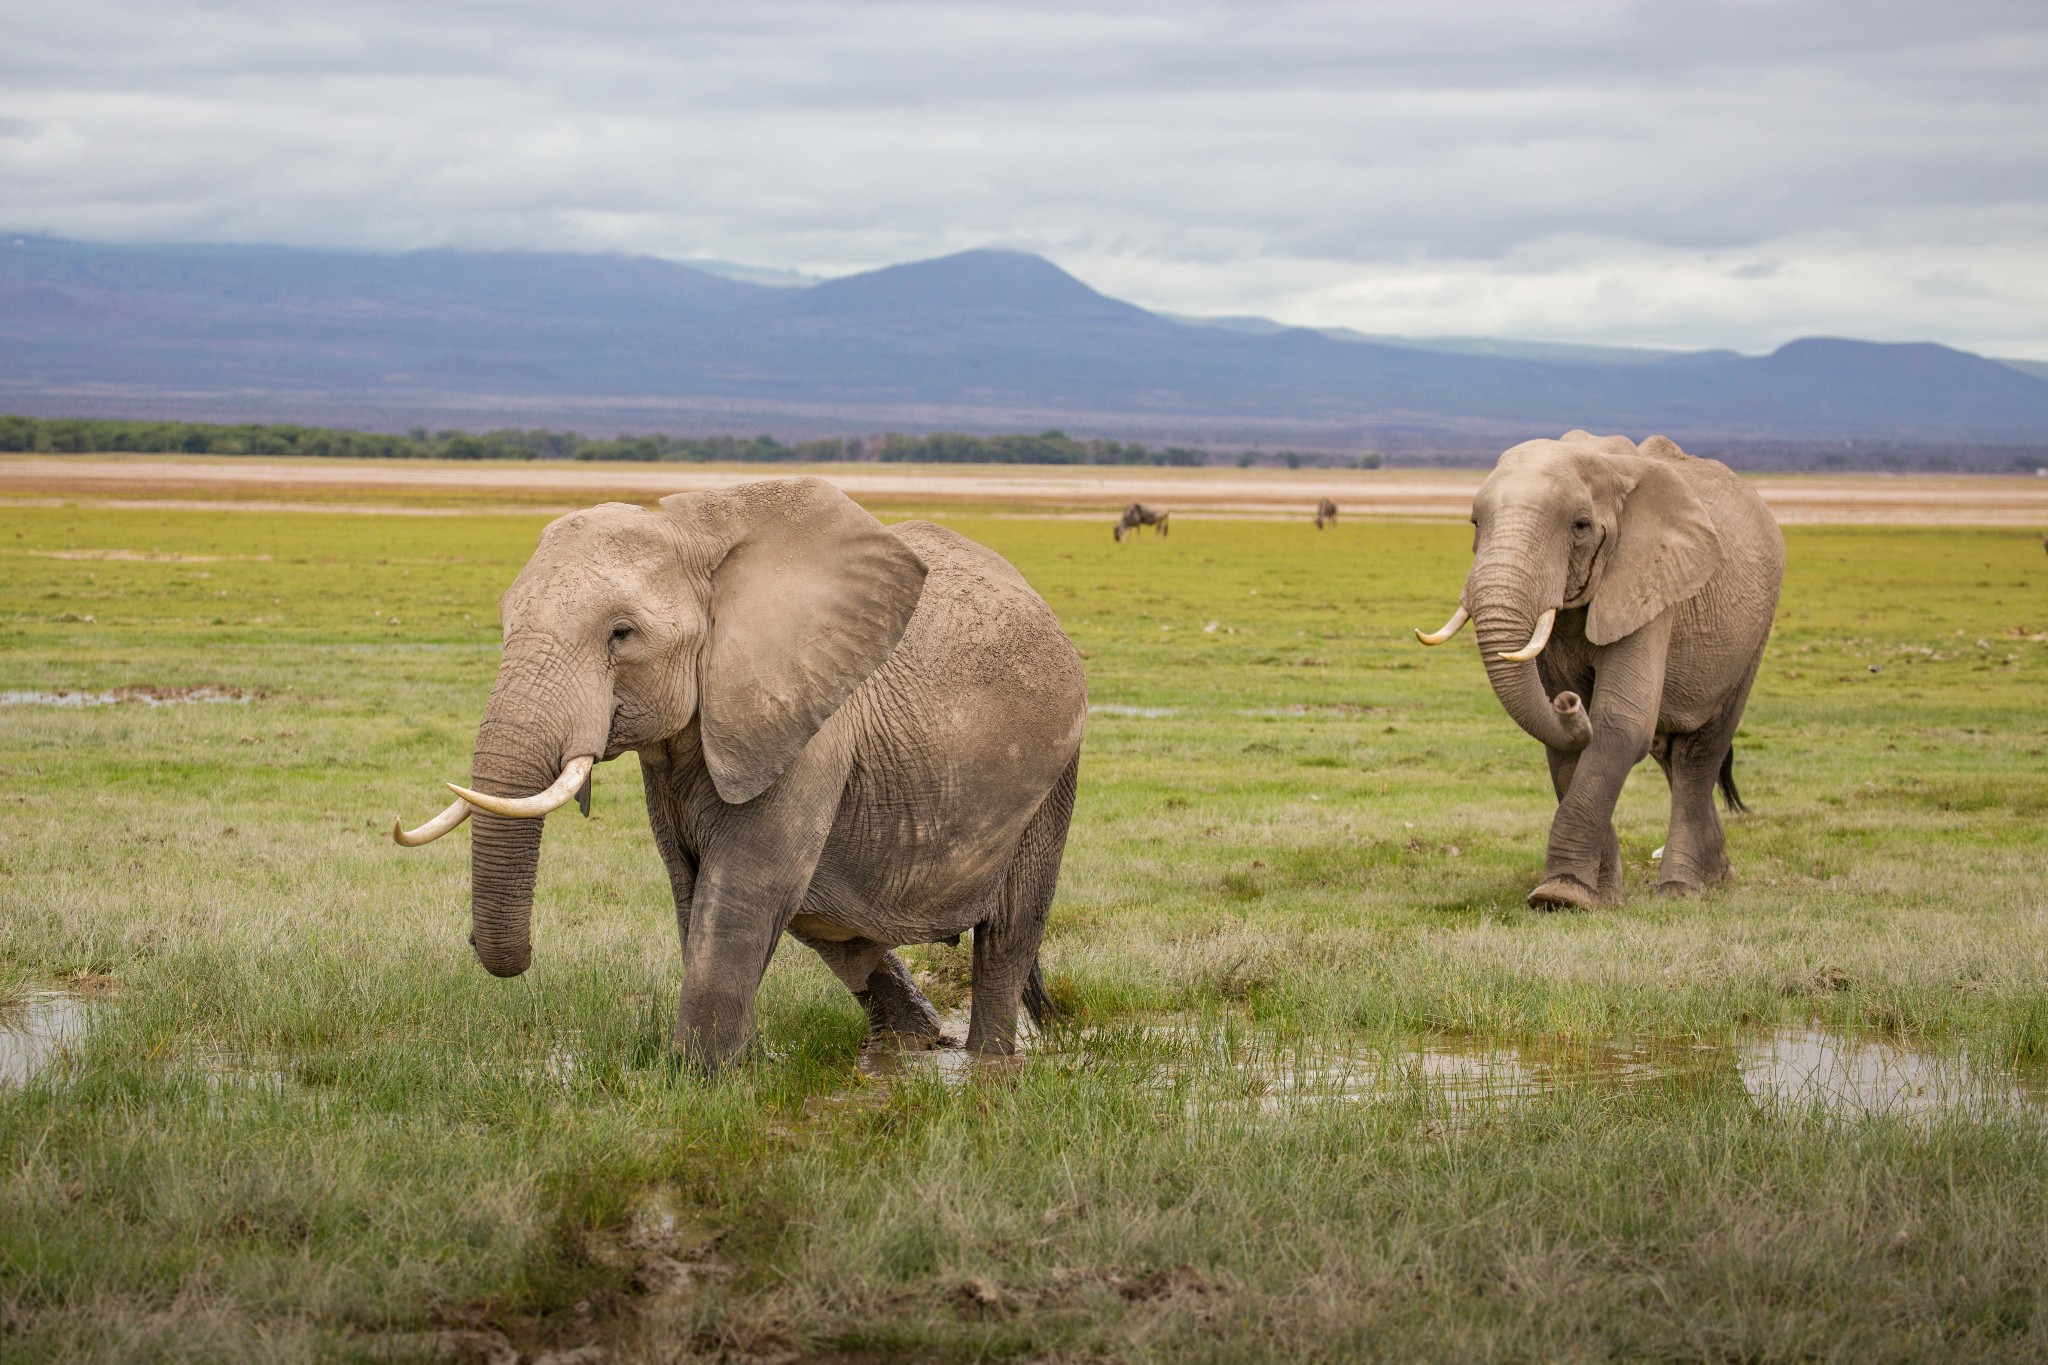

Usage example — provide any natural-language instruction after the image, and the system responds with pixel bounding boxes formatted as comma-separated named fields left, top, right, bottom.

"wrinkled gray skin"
left=466, top=478, right=1087, bottom=1069
left=1456, top=432, right=1784, bottom=908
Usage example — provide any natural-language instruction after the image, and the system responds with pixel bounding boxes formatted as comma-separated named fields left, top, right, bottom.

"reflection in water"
left=855, top=1010, right=1009, bottom=1085
left=0, top=993, right=91, bottom=1084
left=12, top=988, right=2042, bottom=1129
left=846, top=1013, right=2046, bottom=1126
left=1739, top=1029, right=2033, bottom=1120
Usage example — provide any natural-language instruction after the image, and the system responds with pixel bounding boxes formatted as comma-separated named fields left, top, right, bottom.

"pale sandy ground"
left=4, top=455, right=2048, bottom=525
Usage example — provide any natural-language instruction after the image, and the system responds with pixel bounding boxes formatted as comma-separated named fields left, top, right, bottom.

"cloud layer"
left=4, top=0, right=2044, bottom=354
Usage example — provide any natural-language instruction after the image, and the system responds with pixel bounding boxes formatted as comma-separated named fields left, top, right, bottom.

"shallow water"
left=0, top=685, right=250, bottom=707
left=1739, top=1028, right=2044, bottom=1120
left=13, top=990, right=2040, bottom=1129
left=1087, top=703, right=1177, bottom=718
left=0, top=993, right=91, bottom=1084
left=848, top=1015, right=2047, bottom=1126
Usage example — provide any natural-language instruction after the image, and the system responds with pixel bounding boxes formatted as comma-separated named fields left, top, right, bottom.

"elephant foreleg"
left=1531, top=622, right=1669, bottom=910
left=675, top=734, right=853, bottom=1070
left=1544, top=745, right=1580, bottom=801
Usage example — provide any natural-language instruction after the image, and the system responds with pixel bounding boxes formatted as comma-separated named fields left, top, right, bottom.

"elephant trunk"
left=467, top=645, right=612, bottom=978
left=1467, top=543, right=1592, bottom=754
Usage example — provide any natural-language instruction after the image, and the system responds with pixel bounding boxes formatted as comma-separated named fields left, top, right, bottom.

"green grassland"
left=2, top=499, right=2047, bottom=1361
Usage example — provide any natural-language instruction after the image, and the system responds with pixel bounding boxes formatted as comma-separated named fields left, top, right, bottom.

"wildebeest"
left=1314, top=497, right=1338, bottom=530
left=1114, top=503, right=1170, bottom=541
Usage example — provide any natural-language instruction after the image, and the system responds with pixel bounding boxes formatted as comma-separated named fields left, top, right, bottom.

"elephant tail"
left=1718, top=745, right=1748, bottom=814
left=1023, top=959, right=1058, bottom=1027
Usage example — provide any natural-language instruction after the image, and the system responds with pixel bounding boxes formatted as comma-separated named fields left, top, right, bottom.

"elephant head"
left=394, top=478, right=927, bottom=978
left=1416, top=431, right=1723, bottom=751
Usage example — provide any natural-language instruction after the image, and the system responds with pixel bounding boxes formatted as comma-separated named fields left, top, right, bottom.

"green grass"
left=3, top=502, right=2047, bottom=1361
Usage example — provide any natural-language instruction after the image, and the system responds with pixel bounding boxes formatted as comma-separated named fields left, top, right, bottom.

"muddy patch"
left=0, top=684, right=255, bottom=707
left=0, top=992, right=92, bottom=1085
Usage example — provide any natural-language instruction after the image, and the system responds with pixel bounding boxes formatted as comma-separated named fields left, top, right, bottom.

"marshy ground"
left=2, top=476, right=2046, bottom=1361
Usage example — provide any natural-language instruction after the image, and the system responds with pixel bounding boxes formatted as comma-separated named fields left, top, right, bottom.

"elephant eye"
left=1573, top=517, right=1592, bottom=533
left=610, top=623, right=633, bottom=642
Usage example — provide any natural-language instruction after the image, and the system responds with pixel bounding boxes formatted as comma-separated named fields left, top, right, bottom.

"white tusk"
left=1497, top=609, right=1557, bottom=662
left=393, top=797, right=470, bottom=847
left=1413, top=605, right=1469, bottom=646
left=446, top=755, right=595, bottom=820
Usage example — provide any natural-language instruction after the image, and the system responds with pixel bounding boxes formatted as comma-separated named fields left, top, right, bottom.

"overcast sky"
left=3, top=1, right=2044, bottom=355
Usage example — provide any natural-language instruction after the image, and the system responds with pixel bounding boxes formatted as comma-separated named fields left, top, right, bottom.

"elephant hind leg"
left=858, top=951, right=945, bottom=1040
left=967, top=753, right=1079, bottom=1055
left=789, top=930, right=944, bottom=1042
left=1657, top=725, right=1740, bottom=895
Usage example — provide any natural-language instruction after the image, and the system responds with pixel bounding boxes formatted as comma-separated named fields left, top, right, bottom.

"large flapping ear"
left=1584, top=453, right=1723, bottom=646
left=663, top=478, right=927, bottom=804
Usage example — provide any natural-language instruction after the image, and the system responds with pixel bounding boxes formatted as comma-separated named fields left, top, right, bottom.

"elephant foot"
left=1528, top=875, right=1600, bottom=911
left=869, top=1025, right=956, bottom=1053
left=1656, top=878, right=1699, bottom=899
left=855, top=985, right=943, bottom=1042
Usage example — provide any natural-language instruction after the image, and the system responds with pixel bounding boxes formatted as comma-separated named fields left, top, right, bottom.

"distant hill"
left=2, top=234, right=2045, bottom=460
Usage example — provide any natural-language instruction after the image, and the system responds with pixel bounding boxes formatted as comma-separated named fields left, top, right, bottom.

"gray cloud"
left=1, top=0, right=2043, bottom=353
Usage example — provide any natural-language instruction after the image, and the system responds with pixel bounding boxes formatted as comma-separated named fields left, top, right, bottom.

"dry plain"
left=2, top=455, right=2047, bottom=1362
left=6, top=454, right=2048, bottom=524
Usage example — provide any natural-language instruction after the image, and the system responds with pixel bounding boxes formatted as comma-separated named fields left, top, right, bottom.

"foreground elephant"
left=1415, top=432, right=1783, bottom=908
left=395, top=478, right=1087, bottom=1067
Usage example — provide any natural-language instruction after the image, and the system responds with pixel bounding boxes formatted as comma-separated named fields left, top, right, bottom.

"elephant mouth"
left=603, top=704, right=637, bottom=760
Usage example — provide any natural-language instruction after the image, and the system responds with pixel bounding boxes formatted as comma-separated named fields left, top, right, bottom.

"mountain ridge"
left=2, top=235, right=2044, bottom=454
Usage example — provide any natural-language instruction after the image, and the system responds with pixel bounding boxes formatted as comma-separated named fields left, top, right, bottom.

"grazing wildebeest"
left=1314, top=497, right=1338, bottom=530
left=1114, top=503, right=1170, bottom=541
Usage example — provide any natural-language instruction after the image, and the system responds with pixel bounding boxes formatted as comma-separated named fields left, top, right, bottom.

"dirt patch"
left=0, top=684, right=257, bottom=707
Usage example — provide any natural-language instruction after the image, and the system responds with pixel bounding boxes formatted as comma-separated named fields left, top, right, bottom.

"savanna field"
left=3, top=477, right=2047, bottom=1362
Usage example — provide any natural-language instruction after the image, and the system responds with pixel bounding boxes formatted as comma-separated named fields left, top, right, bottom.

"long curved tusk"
left=1413, top=605, right=1469, bottom=646
left=1497, top=609, right=1557, bottom=662
left=446, top=755, right=595, bottom=820
left=392, top=797, right=471, bottom=847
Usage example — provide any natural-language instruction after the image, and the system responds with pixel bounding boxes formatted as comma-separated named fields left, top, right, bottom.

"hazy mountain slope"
left=2, top=235, right=2045, bottom=444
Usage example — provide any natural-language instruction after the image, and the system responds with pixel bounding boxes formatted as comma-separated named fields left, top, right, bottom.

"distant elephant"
left=1414, top=432, right=1784, bottom=908
left=1115, top=503, right=1169, bottom=541
left=1314, top=497, right=1338, bottom=530
left=394, top=478, right=1088, bottom=1068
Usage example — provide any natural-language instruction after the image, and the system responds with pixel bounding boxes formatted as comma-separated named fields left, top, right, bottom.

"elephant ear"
left=666, top=478, right=927, bottom=805
left=1585, top=457, right=1723, bottom=646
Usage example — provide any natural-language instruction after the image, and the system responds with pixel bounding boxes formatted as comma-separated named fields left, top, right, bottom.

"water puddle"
left=839, top=1013, right=2046, bottom=1127
left=0, top=685, right=253, bottom=707
left=1739, top=1029, right=2043, bottom=1121
left=1088, top=704, right=1177, bottom=718
left=851, top=1010, right=1034, bottom=1087
left=0, top=992, right=92, bottom=1085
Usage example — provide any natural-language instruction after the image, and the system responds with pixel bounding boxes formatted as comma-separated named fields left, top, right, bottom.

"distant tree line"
left=0, top=414, right=1380, bottom=467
